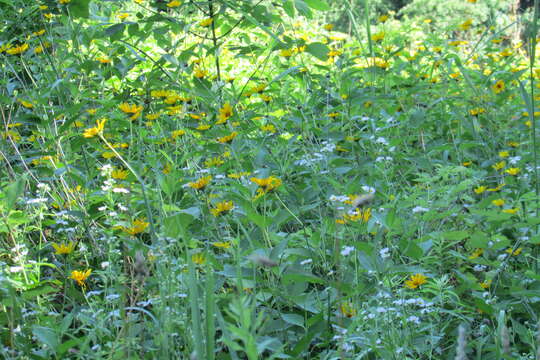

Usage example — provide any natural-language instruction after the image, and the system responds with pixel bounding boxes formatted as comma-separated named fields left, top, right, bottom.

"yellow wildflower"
left=199, top=18, right=213, bottom=27
left=404, top=273, right=427, bottom=289
left=69, top=269, right=92, bottom=287
left=123, top=218, right=150, bottom=235
left=468, top=248, right=483, bottom=260
left=52, top=241, right=75, bottom=255
left=210, top=200, right=234, bottom=216
left=167, top=0, right=181, bottom=7
left=83, top=118, right=107, bottom=138
left=492, top=80, right=505, bottom=94
left=212, top=241, right=231, bottom=249
left=6, top=43, right=29, bottom=55
left=251, top=176, right=282, bottom=194
left=192, top=253, right=205, bottom=264
left=188, top=176, right=212, bottom=190
left=217, top=132, right=238, bottom=144
left=339, top=302, right=356, bottom=318
left=505, top=167, right=520, bottom=176
left=217, top=102, right=233, bottom=124
left=112, top=169, right=129, bottom=180
left=492, top=199, right=505, bottom=207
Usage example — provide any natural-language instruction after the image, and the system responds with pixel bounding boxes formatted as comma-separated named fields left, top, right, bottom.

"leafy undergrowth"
left=1, top=0, right=540, bottom=359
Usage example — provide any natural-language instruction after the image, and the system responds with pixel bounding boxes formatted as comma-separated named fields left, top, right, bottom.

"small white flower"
left=407, top=315, right=420, bottom=324
left=379, top=247, right=390, bottom=259
left=341, top=246, right=355, bottom=256
left=300, top=259, right=313, bottom=265
left=412, top=206, right=429, bottom=213
left=112, top=187, right=130, bottom=194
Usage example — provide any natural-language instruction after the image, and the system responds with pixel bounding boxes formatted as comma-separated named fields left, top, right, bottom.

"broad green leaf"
left=283, top=0, right=295, bottom=17
left=304, top=0, right=330, bottom=11
left=69, top=0, right=90, bottom=18
left=306, top=42, right=329, bottom=61
left=32, top=326, right=59, bottom=352
left=5, top=175, right=26, bottom=211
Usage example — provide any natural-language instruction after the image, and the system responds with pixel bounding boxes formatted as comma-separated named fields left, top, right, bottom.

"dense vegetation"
left=2, top=0, right=540, bottom=358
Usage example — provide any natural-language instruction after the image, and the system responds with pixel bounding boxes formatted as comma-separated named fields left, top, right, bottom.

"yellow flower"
left=458, top=19, right=473, bottom=31
left=378, top=14, right=389, bottom=23
left=479, top=280, right=491, bottom=289
left=404, top=273, right=427, bottom=289
left=188, top=176, right=212, bottom=190
left=199, top=18, right=213, bottom=27
left=59, top=0, right=71, bottom=4
left=193, top=67, right=208, bottom=79
left=323, top=24, right=334, bottom=31
left=492, top=80, right=505, bottom=94
left=6, top=43, right=29, bottom=55
left=217, top=102, right=233, bottom=124
left=505, top=167, right=520, bottom=176
left=112, top=169, right=129, bottom=180
left=171, top=129, right=186, bottom=140
left=18, top=99, right=34, bottom=109
left=70, top=269, right=92, bottom=287
left=251, top=176, right=282, bottom=194
left=474, top=185, right=487, bottom=194
left=502, top=208, right=518, bottom=214
left=469, top=107, right=485, bottom=116
left=83, top=118, right=107, bottom=138
left=487, top=183, right=505, bottom=192
left=166, top=0, right=181, bottom=7
left=212, top=241, right=231, bottom=249
left=192, top=253, right=205, bottom=264
left=123, top=218, right=150, bottom=235
left=119, top=103, right=143, bottom=115
left=492, top=161, right=506, bottom=170
left=508, top=141, right=519, bottom=147
left=52, top=241, right=75, bottom=255
left=210, top=200, right=234, bottom=216
left=328, top=112, right=340, bottom=118
left=261, top=124, right=276, bottom=133
left=217, top=132, right=238, bottom=144
left=462, top=161, right=472, bottom=166
left=499, top=151, right=509, bottom=158
left=492, top=199, right=505, bottom=207
left=196, top=124, right=211, bottom=131
left=339, top=302, right=356, bottom=318
left=204, top=156, right=224, bottom=168
left=96, top=56, right=111, bottom=64
left=280, top=49, right=294, bottom=57
left=468, top=248, right=483, bottom=260
left=505, top=247, right=523, bottom=256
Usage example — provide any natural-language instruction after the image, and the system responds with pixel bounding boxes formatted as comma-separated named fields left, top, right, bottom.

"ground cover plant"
left=1, top=0, right=540, bottom=358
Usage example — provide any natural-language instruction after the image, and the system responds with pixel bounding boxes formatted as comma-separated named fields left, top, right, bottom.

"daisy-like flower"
left=404, top=273, right=427, bottom=289
left=83, top=118, right=107, bottom=138
left=123, top=218, right=149, bottom=235
left=192, top=253, right=205, bottom=264
left=492, top=199, right=505, bottom=206
left=199, top=18, right=213, bottom=27
left=70, top=269, right=92, bottom=287
left=52, top=241, right=75, bottom=255
left=217, top=103, right=233, bottom=124
left=167, top=0, right=181, bottom=7
left=251, top=176, right=282, bottom=194
left=188, top=175, right=212, bottom=190
left=217, top=132, right=238, bottom=144
left=492, top=80, right=505, bottom=94
left=505, top=167, right=520, bottom=176
left=6, top=43, right=29, bottom=55
left=210, top=200, right=234, bottom=216
left=339, top=302, right=356, bottom=318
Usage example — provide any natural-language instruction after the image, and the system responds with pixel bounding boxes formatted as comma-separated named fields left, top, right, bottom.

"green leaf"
left=304, top=0, right=330, bottom=11
left=282, top=272, right=325, bottom=285
left=32, top=326, right=59, bottom=352
left=163, top=209, right=198, bottom=238
left=4, top=175, right=26, bottom=211
left=281, top=313, right=305, bottom=327
left=105, top=23, right=126, bottom=41
left=69, top=0, right=90, bottom=18
left=294, top=0, right=313, bottom=18
left=306, top=42, right=329, bottom=61
left=283, top=0, right=295, bottom=17
left=0, top=0, right=14, bottom=7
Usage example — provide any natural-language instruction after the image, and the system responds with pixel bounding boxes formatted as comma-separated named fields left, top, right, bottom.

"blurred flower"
left=52, top=241, right=75, bottom=255
left=405, top=273, right=427, bottom=289
left=210, top=200, right=234, bottom=216
left=70, top=269, right=92, bottom=287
